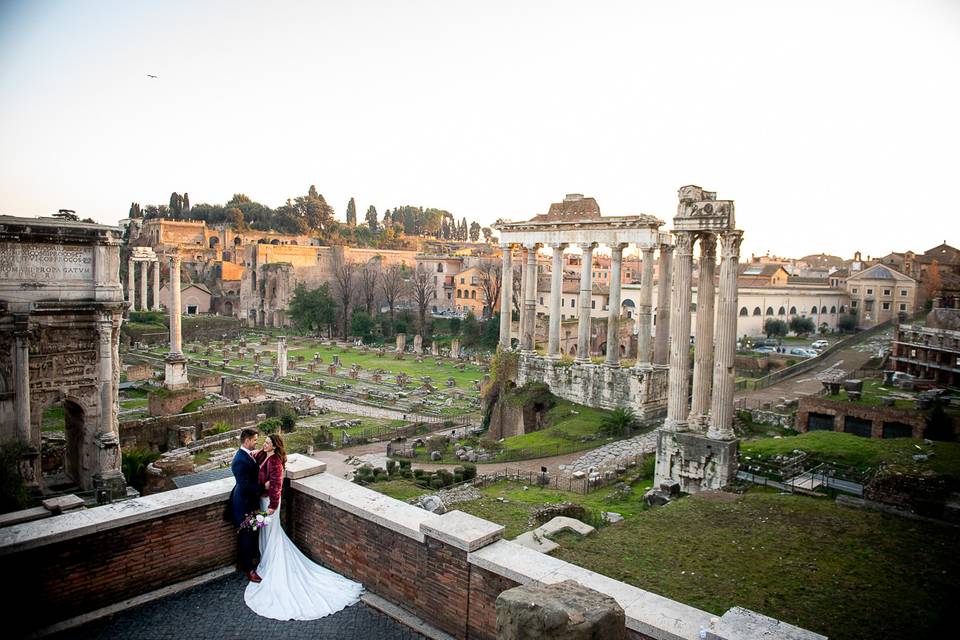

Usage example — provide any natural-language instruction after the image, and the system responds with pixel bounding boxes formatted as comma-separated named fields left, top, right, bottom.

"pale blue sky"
left=1, top=0, right=958, bottom=259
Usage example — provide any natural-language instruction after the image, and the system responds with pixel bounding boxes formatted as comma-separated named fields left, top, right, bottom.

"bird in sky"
left=146, top=74, right=158, bottom=79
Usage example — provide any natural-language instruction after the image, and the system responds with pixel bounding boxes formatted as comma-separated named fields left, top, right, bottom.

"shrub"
left=437, top=469, right=454, bottom=487
left=638, top=455, right=656, bottom=480
left=400, top=469, right=413, bottom=479
left=212, top=421, right=233, bottom=434
left=121, top=447, right=162, bottom=495
left=413, top=468, right=425, bottom=479
left=786, top=359, right=798, bottom=367
left=373, top=467, right=387, bottom=477
left=398, top=459, right=412, bottom=470
left=280, top=412, right=297, bottom=433
left=258, top=417, right=282, bottom=435
left=453, top=472, right=463, bottom=483
left=600, top=407, right=637, bottom=437
left=386, top=459, right=397, bottom=476
left=430, top=477, right=444, bottom=489
left=461, top=462, right=477, bottom=480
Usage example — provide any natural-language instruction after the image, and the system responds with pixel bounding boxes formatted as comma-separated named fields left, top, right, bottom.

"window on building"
left=900, top=289, right=908, bottom=297
left=778, top=306, right=786, bottom=315
left=790, top=306, right=797, bottom=315
left=539, top=296, right=544, bottom=305
left=766, top=307, right=774, bottom=316
left=882, top=302, right=890, bottom=310
left=460, top=277, right=465, bottom=284
left=187, top=305, right=198, bottom=315
left=570, top=298, right=576, bottom=307
left=739, top=307, right=749, bottom=316
left=852, top=301, right=858, bottom=308
left=591, top=300, right=596, bottom=309
left=852, top=288, right=858, bottom=294
left=867, top=288, right=873, bottom=295
left=899, top=303, right=907, bottom=311
left=883, top=289, right=891, bottom=296
left=436, top=264, right=443, bottom=273
left=561, top=299, right=565, bottom=307
left=865, top=300, right=874, bottom=311
left=752, top=307, right=762, bottom=316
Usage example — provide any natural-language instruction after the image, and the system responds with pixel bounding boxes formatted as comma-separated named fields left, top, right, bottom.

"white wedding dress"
left=244, top=495, right=364, bottom=620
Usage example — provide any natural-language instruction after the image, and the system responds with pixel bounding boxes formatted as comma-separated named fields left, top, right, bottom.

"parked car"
left=789, top=347, right=818, bottom=357
left=811, top=339, right=829, bottom=350
left=753, top=346, right=776, bottom=353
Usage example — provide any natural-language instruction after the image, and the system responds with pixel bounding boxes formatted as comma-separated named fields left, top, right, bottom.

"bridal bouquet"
left=239, top=510, right=273, bottom=532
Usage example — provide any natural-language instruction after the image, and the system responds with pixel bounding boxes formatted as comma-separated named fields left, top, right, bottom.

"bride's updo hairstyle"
left=268, top=432, right=288, bottom=466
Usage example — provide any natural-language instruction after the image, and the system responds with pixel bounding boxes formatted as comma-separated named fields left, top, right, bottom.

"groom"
left=230, top=427, right=263, bottom=583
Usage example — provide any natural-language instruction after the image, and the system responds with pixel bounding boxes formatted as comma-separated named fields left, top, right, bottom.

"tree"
left=128, top=202, right=142, bottom=219
left=481, top=227, right=493, bottom=243
left=350, top=310, right=374, bottom=341
left=229, top=193, right=252, bottom=204
left=359, top=260, right=381, bottom=316
left=476, top=261, right=503, bottom=318
left=331, top=255, right=357, bottom=337
left=763, top=318, right=788, bottom=339
left=462, top=311, right=481, bottom=346
left=288, top=283, right=336, bottom=336
left=365, top=205, right=379, bottom=232
left=53, top=209, right=78, bottom=221
left=789, top=316, right=816, bottom=337
left=169, top=192, right=184, bottom=218
left=469, top=221, right=481, bottom=242
left=838, top=314, right=857, bottom=333
left=511, top=266, right=522, bottom=319
left=600, top=407, right=637, bottom=436
left=182, top=192, right=190, bottom=213
left=410, top=265, right=436, bottom=336
left=380, top=263, right=408, bottom=330
left=225, top=207, right=244, bottom=229
left=346, top=197, right=357, bottom=226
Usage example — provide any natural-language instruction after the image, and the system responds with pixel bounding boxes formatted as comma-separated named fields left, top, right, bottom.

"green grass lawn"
left=499, top=399, right=614, bottom=451
left=824, top=378, right=916, bottom=409
left=741, top=431, right=960, bottom=476
left=182, top=397, right=208, bottom=413
left=41, top=405, right=64, bottom=431
left=552, top=490, right=956, bottom=640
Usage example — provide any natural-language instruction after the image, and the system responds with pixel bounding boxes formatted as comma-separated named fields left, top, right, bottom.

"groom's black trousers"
left=237, top=528, right=259, bottom=571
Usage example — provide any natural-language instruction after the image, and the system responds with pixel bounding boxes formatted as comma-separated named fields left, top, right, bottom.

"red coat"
left=254, top=451, right=284, bottom=510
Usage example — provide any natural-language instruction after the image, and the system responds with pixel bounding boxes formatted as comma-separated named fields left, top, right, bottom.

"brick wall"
left=796, top=396, right=927, bottom=438
left=287, top=490, right=471, bottom=639
left=468, top=565, right=518, bottom=640
left=148, top=388, right=203, bottom=416
left=120, top=399, right=291, bottom=451
left=7, top=500, right=234, bottom=637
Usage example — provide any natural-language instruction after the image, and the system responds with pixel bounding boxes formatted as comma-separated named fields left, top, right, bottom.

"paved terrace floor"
left=48, top=572, right=426, bottom=640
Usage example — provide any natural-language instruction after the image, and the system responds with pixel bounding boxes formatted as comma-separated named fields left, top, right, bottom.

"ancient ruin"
left=653, top=186, right=743, bottom=492
left=125, top=246, right=161, bottom=311
left=495, top=194, right=673, bottom=418
left=0, top=216, right=127, bottom=498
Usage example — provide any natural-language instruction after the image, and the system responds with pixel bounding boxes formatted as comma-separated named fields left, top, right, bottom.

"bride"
left=245, top=433, right=364, bottom=620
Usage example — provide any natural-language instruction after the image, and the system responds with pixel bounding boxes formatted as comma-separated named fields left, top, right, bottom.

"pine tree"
left=365, top=205, right=379, bottom=231
left=346, top=198, right=357, bottom=226
left=469, top=221, right=481, bottom=242
left=460, top=217, right=468, bottom=241
left=182, top=192, right=190, bottom=213
left=308, top=185, right=319, bottom=199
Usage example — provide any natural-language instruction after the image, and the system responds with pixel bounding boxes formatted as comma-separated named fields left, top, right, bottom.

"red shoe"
left=247, top=570, right=262, bottom=583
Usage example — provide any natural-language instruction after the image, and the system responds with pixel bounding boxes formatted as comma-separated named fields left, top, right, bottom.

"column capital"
left=609, top=243, right=626, bottom=255
left=550, top=242, right=569, bottom=251
left=523, top=242, right=540, bottom=252
left=578, top=242, right=596, bottom=252
left=640, top=245, right=656, bottom=256
left=659, top=242, right=674, bottom=255
left=673, top=231, right=694, bottom=255
left=719, top=230, right=744, bottom=259
left=698, top=233, right=717, bottom=256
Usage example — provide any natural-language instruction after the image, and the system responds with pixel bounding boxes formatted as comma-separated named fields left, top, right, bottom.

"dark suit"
left=230, top=448, right=261, bottom=572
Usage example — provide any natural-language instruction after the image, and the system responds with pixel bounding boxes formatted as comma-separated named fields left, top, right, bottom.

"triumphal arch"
left=493, top=194, right=674, bottom=419
left=0, top=216, right=127, bottom=499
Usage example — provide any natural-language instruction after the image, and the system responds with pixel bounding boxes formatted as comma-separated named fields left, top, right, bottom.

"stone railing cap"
left=284, top=453, right=326, bottom=480
left=420, top=510, right=504, bottom=552
left=291, top=474, right=440, bottom=543
left=0, top=477, right=234, bottom=556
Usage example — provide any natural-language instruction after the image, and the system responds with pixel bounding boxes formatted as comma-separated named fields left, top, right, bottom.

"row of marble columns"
left=498, top=242, right=674, bottom=369
left=126, top=258, right=162, bottom=312
left=664, top=230, right=743, bottom=440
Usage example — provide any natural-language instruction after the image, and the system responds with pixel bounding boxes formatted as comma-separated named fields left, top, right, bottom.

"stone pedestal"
left=277, top=336, right=288, bottom=378
left=496, top=580, right=625, bottom=640
left=413, top=334, right=423, bottom=354
left=653, top=429, right=739, bottom=493
left=451, top=338, right=461, bottom=359
left=396, top=333, right=407, bottom=352
left=163, top=353, right=190, bottom=390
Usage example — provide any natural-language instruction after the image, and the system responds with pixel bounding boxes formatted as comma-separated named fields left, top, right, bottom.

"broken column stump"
left=495, top=580, right=624, bottom=640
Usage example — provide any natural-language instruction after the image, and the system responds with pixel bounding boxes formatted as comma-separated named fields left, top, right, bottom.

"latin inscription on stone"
left=0, top=242, right=94, bottom=281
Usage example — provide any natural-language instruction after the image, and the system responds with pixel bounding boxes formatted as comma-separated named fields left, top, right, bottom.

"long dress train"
left=244, top=496, right=364, bottom=620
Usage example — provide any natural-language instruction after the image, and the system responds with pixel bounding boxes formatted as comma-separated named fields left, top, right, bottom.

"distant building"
left=158, top=282, right=212, bottom=315
left=845, top=263, right=917, bottom=329
left=891, top=306, right=960, bottom=386
left=452, top=266, right=500, bottom=317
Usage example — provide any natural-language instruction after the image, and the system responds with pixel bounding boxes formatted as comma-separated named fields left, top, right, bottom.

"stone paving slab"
left=47, top=572, right=426, bottom=640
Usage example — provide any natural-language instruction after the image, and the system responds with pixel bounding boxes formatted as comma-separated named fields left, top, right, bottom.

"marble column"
left=98, top=316, right=115, bottom=434
left=518, top=247, right=529, bottom=348
left=14, top=316, right=30, bottom=445
left=653, top=243, right=673, bottom=365
left=664, top=232, right=694, bottom=430
left=168, top=255, right=183, bottom=355
left=636, top=246, right=656, bottom=366
left=139, top=261, right=148, bottom=314
left=576, top=243, right=595, bottom=363
left=152, top=260, right=161, bottom=311
left=499, top=245, right=513, bottom=349
left=605, top=244, right=625, bottom=367
left=548, top=244, right=566, bottom=358
left=708, top=231, right=743, bottom=441
left=690, top=234, right=717, bottom=429
left=127, top=258, right=136, bottom=311
left=522, top=244, right=538, bottom=352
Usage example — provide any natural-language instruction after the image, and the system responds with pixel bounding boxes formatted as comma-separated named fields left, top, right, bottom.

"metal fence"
left=471, top=457, right=647, bottom=495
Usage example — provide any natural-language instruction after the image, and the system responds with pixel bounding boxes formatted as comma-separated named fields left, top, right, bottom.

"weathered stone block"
left=495, top=580, right=625, bottom=640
